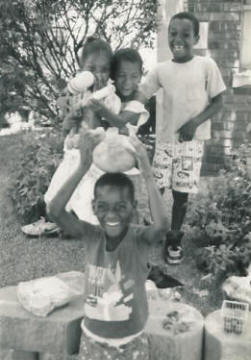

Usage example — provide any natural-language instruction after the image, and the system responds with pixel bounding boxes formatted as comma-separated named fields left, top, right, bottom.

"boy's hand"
left=177, top=118, right=198, bottom=142
left=93, top=76, right=106, bottom=92
left=88, top=98, right=107, bottom=117
left=63, top=114, right=76, bottom=133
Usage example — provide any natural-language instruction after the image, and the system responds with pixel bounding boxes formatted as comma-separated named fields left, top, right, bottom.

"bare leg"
left=163, top=190, right=188, bottom=264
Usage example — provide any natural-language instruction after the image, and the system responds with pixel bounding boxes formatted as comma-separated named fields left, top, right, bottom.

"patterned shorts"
left=152, top=140, right=204, bottom=193
left=78, top=332, right=149, bottom=360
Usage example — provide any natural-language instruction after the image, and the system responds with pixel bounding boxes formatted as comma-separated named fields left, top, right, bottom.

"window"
left=240, top=4, right=251, bottom=70
left=194, top=22, right=209, bottom=50
left=233, top=2, right=251, bottom=88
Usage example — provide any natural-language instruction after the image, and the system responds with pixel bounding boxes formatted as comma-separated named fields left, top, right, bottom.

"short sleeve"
left=139, top=66, right=161, bottom=100
left=205, top=57, right=226, bottom=99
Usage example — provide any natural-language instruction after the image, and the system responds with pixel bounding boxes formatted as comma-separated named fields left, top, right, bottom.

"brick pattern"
left=187, top=0, right=251, bottom=175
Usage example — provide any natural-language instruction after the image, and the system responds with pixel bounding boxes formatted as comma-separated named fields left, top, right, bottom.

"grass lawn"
left=0, top=133, right=87, bottom=288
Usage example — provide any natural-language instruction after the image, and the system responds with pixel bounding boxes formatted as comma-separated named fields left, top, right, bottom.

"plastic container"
left=221, top=300, right=249, bottom=334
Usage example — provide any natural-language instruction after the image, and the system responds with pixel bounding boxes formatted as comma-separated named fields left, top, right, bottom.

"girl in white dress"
left=45, top=45, right=149, bottom=225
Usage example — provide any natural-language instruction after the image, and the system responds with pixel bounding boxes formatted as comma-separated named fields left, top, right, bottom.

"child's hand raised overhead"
left=128, top=136, right=151, bottom=176
left=78, top=126, right=105, bottom=168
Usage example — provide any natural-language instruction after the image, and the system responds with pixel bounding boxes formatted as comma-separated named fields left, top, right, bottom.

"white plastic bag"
left=93, top=130, right=136, bottom=173
left=17, top=271, right=85, bottom=317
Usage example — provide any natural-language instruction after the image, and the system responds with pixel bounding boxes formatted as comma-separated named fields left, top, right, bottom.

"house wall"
left=187, top=0, right=251, bottom=175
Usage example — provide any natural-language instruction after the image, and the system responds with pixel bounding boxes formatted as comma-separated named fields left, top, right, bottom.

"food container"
left=221, top=300, right=249, bottom=335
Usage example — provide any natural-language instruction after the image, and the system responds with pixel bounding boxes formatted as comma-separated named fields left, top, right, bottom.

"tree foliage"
left=0, top=0, right=157, bottom=123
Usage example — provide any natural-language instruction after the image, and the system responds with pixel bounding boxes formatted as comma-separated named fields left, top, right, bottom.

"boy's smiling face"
left=92, top=185, right=136, bottom=239
left=168, top=18, right=199, bottom=63
left=114, top=60, right=142, bottom=100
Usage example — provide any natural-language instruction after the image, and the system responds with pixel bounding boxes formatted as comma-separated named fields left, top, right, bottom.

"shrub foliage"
left=186, top=145, right=251, bottom=281
left=9, top=130, right=64, bottom=224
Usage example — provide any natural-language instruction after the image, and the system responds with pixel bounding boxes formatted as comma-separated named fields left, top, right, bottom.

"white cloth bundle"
left=93, top=128, right=136, bottom=173
left=17, top=271, right=85, bottom=317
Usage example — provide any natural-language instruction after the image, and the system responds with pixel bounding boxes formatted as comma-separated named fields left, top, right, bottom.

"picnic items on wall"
left=17, top=271, right=85, bottom=317
left=221, top=300, right=249, bottom=335
left=145, top=299, right=204, bottom=360
left=222, top=274, right=251, bottom=307
left=204, top=306, right=251, bottom=360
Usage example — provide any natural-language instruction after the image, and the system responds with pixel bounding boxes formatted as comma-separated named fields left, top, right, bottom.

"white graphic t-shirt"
left=140, top=56, right=226, bottom=145
left=82, top=224, right=151, bottom=339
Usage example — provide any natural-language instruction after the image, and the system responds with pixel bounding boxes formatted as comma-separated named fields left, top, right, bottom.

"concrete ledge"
left=204, top=309, right=251, bottom=360
left=1, top=287, right=204, bottom=360
left=145, top=300, right=204, bottom=360
left=0, top=287, right=84, bottom=355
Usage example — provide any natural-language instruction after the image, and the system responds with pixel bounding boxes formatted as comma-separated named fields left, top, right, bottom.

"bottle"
left=67, top=71, right=95, bottom=94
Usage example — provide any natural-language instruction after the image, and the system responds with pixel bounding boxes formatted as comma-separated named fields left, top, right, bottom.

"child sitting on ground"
left=137, top=11, right=226, bottom=264
left=47, top=129, right=169, bottom=360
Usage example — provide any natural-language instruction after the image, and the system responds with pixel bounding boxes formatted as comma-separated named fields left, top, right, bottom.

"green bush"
left=186, top=145, right=251, bottom=281
left=9, top=129, right=64, bottom=224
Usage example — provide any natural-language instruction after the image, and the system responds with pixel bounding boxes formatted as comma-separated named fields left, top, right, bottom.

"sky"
left=140, top=45, right=157, bottom=72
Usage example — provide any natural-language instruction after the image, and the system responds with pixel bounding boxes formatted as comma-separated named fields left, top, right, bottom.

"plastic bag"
left=17, top=271, right=85, bottom=317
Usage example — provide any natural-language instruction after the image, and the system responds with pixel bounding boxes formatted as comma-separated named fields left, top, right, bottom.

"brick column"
left=187, top=0, right=251, bottom=174
left=156, top=0, right=185, bottom=149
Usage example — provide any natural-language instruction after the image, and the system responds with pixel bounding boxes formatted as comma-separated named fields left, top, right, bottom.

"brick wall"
left=187, top=0, right=251, bottom=175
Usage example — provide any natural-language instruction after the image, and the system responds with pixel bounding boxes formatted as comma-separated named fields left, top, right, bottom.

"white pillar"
left=157, top=0, right=185, bottom=62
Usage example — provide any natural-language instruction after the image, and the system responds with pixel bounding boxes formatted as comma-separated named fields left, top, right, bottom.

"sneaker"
left=147, top=265, right=183, bottom=288
left=166, top=245, right=183, bottom=265
left=165, top=230, right=184, bottom=265
left=21, top=217, right=60, bottom=237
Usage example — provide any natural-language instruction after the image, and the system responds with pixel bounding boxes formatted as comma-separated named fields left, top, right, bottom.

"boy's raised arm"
left=47, top=129, right=102, bottom=237
left=129, top=136, right=169, bottom=244
left=89, top=98, right=140, bottom=129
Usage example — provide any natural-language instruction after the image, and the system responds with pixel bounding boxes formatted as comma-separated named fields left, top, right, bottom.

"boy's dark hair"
left=110, top=48, right=143, bottom=80
left=94, top=173, right=135, bottom=201
left=170, top=12, right=200, bottom=37
left=80, top=36, right=113, bottom=67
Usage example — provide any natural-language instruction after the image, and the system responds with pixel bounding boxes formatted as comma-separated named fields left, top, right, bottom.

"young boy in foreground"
left=48, top=129, right=169, bottom=359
